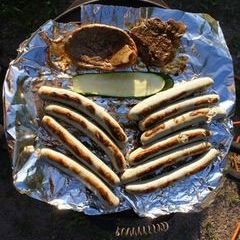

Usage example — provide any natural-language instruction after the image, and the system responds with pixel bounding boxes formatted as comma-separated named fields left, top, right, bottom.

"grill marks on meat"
left=42, top=116, right=120, bottom=186
left=40, top=148, right=120, bottom=207
left=128, top=128, right=211, bottom=166
left=38, top=86, right=127, bottom=147
left=130, top=18, right=186, bottom=67
left=125, top=149, right=219, bottom=194
left=45, top=104, right=126, bottom=172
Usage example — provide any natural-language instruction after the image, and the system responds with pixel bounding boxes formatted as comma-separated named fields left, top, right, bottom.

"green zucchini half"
left=72, top=72, right=173, bottom=98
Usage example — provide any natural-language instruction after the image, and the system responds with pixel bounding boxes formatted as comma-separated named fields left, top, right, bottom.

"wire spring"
left=115, top=222, right=169, bottom=238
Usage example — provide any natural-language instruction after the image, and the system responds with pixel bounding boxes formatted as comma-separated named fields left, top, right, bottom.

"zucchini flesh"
left=72, top=72, right=168, bottom=98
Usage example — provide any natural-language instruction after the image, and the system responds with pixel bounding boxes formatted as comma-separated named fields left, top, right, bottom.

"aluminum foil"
left=3, top=4, right=235, bottom=218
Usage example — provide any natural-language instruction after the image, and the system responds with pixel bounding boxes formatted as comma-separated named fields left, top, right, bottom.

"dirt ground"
left=0, top=0, right=239, bottom=240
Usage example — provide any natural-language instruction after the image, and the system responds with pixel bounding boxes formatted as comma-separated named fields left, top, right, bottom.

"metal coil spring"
left=115, top=222, right=169, bottom=238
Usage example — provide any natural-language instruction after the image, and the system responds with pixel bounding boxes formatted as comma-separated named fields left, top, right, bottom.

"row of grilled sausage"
left=38, top=77, right=225, bottom=208
left=125, top=77, right=224, bottom=194
left=38, top=86, right=125, bottom=207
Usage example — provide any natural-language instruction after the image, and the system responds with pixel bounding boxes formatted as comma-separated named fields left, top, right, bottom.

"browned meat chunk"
left=64, top=24, right=137, bottom=71
left=130, top=18, right=186, bottom=67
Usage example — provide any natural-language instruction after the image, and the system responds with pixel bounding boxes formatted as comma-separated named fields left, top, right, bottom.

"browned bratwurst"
left=122, top=141, right=211, bottom=183
left=125, top=149, right=219, bottom=194
left=128, top=128, right=212, bottom=166
left=45, top=104, right=126, bottom=172
left=141, top=107, right=226, bottom=145
left=40, top=148, right=119, bottom=207
left=128, top=77, right=214, bottom=121
left=38, top=86, right=127, bottom=147
left=139, top=94, right=219, bottom=131
left=42, top=116, right=120, bottom=186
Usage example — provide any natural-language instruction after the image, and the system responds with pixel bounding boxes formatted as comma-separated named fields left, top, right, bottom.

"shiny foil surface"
left=3, top=4, right=235, bottom=218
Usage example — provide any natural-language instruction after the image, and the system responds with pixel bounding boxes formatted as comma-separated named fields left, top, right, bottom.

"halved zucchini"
left=72, top=72, right=171, bottom=98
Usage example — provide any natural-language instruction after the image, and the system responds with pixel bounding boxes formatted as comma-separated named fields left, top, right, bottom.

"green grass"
left=226, top=192, right=240, bottom=206
left=205, top=222, right=218, bottom=240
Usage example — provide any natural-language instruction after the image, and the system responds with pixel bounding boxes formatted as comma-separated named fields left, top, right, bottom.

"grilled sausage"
left=128, top=128, right=211, bottom=165
left=40, top=148, right=119, bottom=207
left=128, top=77, right=214, bottom=121
left=139, top=94, right=219, bottom=131
left=45, top=104, right=126, bottom=172
left=38, top=86, right=127, bottom=147
left=141, top=107, right=226, bottom=145
left=125, top=148, right=219, bottom=194
left=42, top=116, right=120, bottom=186
left=121, top=141, right=211, bottom=183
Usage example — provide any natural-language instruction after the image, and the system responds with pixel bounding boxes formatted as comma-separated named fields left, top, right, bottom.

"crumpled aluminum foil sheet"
left=3, top=4, right=235, bottom=218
